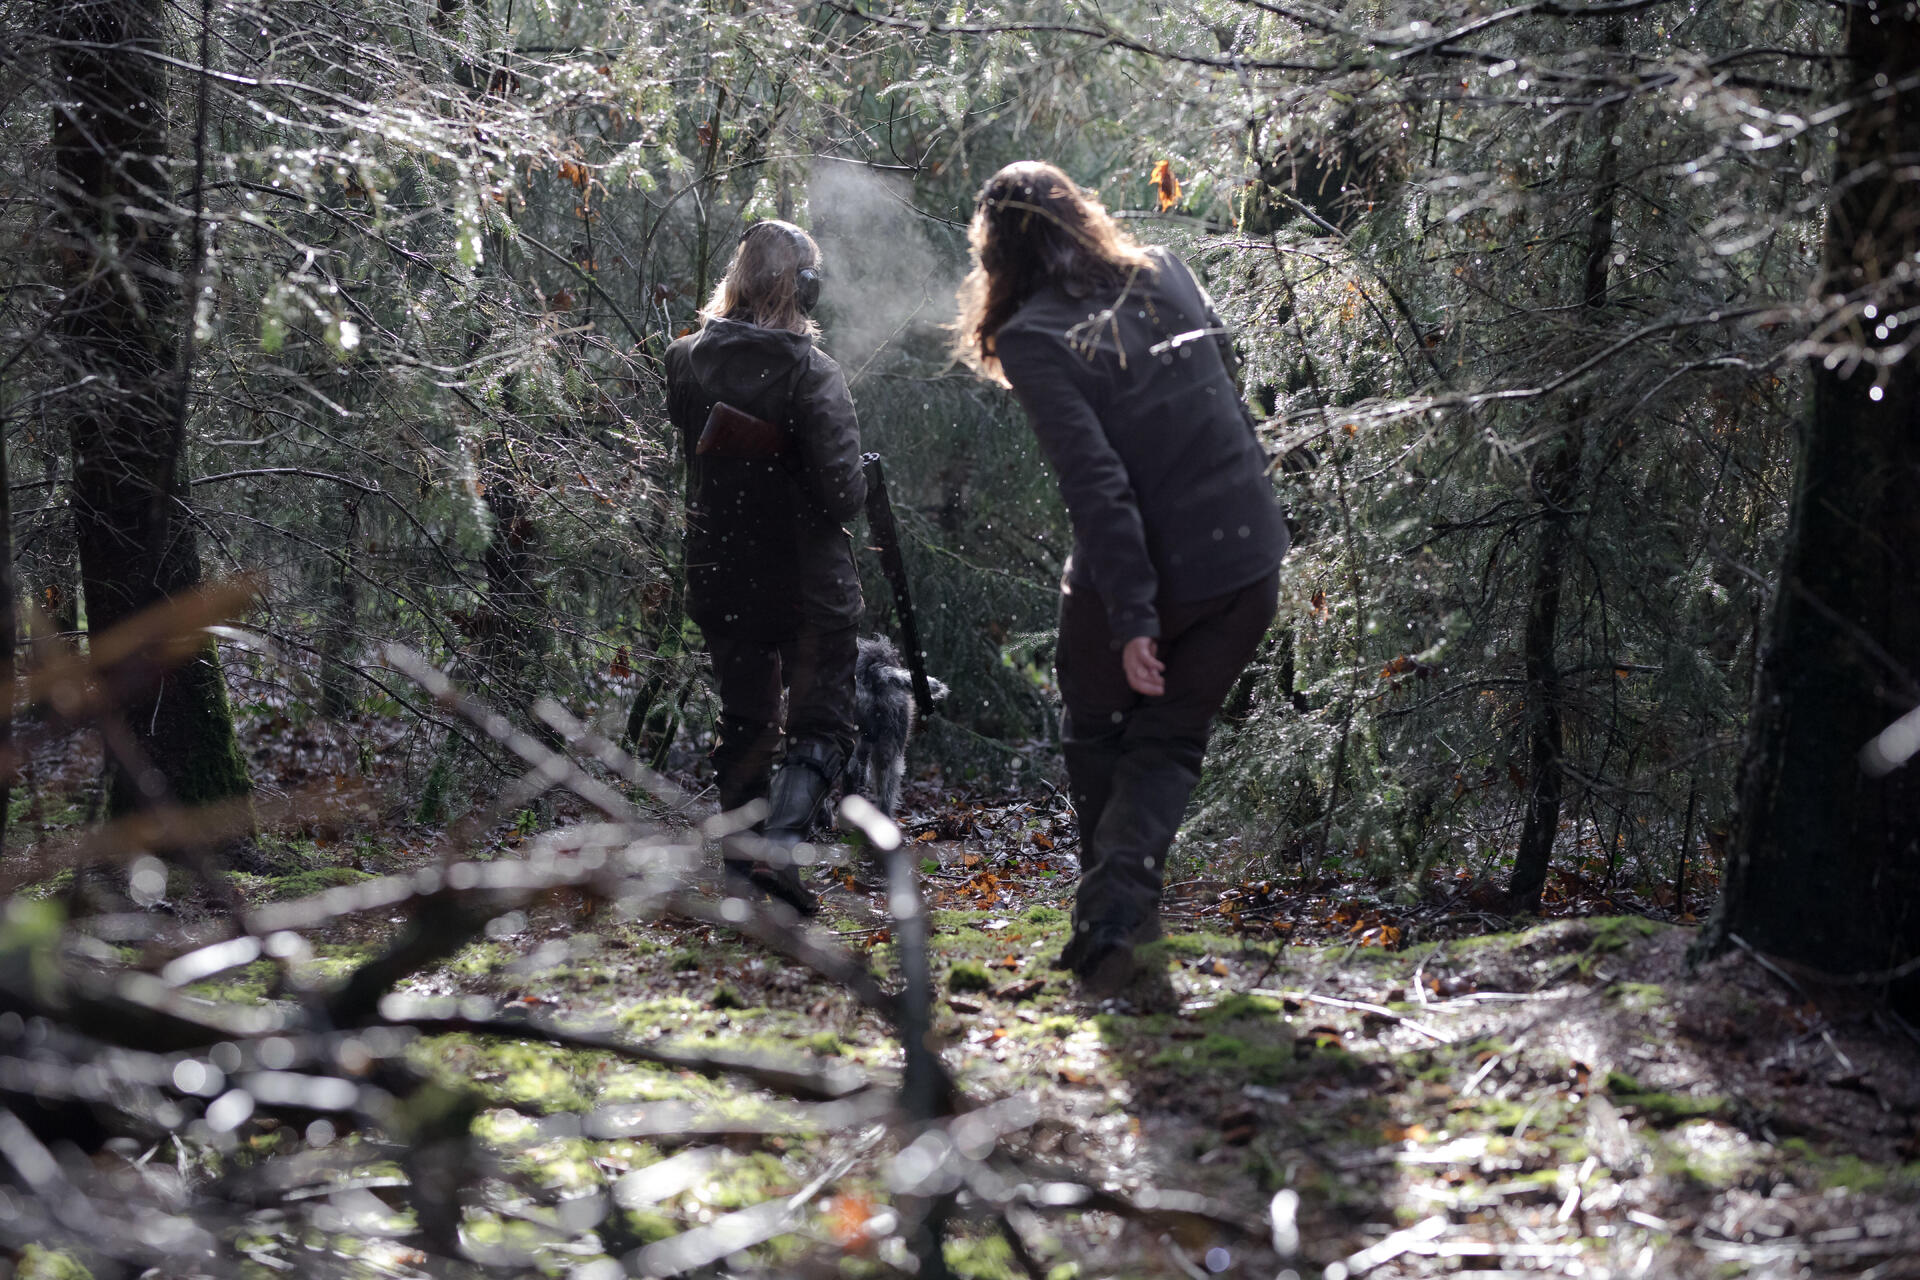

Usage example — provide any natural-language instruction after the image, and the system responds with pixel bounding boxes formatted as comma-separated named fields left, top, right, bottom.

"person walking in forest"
left=956, top=161, right=1289, bottom=993
left=665, top=220, right=866, bottom=915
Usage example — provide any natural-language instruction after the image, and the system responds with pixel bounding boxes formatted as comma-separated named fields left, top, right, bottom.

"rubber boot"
left=713, top=715, right=781, bottom=896
left=751, top=737, right=845, bottom=916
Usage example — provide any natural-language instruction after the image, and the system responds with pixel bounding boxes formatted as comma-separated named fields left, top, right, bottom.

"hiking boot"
left=1072, top=936, right=1138, bottom=999
left=1053, top=914, right=1160, bottom=971
left=747, top=737, right=846, bottom=917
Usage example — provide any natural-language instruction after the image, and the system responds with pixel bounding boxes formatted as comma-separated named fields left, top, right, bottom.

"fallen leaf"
left=996, top=978, right=1045, bottom=1001
left=822, top=1193, right=878, bottom=1251
left=1219, top=1104, right=1260, bottom=1145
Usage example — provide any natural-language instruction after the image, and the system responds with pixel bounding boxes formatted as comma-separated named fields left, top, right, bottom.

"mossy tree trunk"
left=1702, top=4, right=1920, bottom=994
left=48, top=0, right=251, bottom=817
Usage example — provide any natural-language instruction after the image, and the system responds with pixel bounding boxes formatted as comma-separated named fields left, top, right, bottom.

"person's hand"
left=1122, top=636, right=1166, bottom=697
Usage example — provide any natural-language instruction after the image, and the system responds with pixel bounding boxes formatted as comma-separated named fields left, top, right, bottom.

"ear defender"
left=794, top=263, right=821, bottom=313
left=742, top=220, right=822, bottom=313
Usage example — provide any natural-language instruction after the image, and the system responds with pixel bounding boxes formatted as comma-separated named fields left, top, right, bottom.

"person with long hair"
left=665, top=219, right=866, bottom=914
left=956, top=161, right=1289, bottom=993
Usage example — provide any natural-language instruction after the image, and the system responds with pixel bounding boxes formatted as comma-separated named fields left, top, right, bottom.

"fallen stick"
left=1248, top=988, right=1455, bottom=1044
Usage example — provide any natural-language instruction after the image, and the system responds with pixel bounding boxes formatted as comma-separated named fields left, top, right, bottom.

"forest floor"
left=13, top=711, right=1920, bottom=1280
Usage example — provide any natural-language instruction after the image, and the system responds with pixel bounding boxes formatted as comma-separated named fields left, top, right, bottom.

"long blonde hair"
left=953, top=161, right=1156, bottom=384
left=701, top=219, right=821, bottom=336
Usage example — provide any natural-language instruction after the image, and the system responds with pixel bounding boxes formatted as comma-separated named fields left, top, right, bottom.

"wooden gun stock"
left=697, top=401, right=790, bottom=458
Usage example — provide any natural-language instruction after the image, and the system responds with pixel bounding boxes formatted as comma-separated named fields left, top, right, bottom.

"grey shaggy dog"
left=844, top=635, right=949, bottom=817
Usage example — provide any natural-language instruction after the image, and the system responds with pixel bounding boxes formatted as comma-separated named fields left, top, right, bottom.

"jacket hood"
left=686, top=316, right=815, bottom=406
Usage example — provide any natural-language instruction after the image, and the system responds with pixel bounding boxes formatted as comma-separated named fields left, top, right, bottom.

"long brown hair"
left=701, top=219, right=821, bottom=336
left=953, top=161, right=1156, bottom=383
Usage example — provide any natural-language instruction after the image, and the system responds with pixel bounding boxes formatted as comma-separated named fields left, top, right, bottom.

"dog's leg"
left=877, top=751, right=905, bottom=817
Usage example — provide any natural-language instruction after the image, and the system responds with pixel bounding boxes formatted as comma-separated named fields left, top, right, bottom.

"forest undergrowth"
left=11, top=704, right=1917, bottom=1280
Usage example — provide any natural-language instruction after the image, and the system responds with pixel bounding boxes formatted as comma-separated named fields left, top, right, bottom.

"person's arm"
left=997, top=329, right=1161, bottom=642
left=791, top=354, right=867, bottom=521
left=664, top=344, right=697, bottom=459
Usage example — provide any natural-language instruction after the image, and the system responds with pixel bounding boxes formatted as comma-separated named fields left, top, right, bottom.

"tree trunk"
left=0, top=399, right=16, bottom=855
left=48, top=0, right=251, bottom=817
left=1506, top=115, right=1619, bottom=910
left=476, top=433, right=550, bottom=691
left=318, top=499, right=362, bottom=719
left=1701, top=6, right=1920, bottom=994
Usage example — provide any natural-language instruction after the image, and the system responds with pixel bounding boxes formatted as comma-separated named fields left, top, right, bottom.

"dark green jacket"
left=995, top=246, right=1288, bottom=642
left=667, top=318, right=866, bottom=638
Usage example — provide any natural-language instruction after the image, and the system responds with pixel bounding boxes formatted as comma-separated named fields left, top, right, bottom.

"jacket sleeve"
left=664, top=344, right=698, bottom=458
left=791, top=354, right=867, bottom=521
left=996, top=328, right=1161, bottom=642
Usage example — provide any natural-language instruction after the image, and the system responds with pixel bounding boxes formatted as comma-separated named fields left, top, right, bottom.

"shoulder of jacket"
left=1144, top=244, right=1194, bottom=285
left=996, top=295, right=1074, bottom=347
left=805, top=344, right=844, bottom=377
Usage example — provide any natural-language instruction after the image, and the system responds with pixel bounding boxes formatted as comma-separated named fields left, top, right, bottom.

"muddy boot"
left=713, top=715, right=781, bottom=894
left=1067, top=744, right=1200, bottom=990
left=1052, top=736, right=1122, bottom=972
left=750, top=737, right=845, bottom=916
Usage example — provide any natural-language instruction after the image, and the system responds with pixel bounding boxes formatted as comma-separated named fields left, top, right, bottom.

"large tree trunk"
left=49, top=0, right=250, bottom=816
left=1506, top=115, right=1619, bottom=911
left=1702, top=5, right=1920, bottom=993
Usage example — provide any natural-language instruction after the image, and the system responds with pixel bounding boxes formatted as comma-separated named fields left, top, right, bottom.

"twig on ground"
left=1249, top=988, right=1454, bottom=1044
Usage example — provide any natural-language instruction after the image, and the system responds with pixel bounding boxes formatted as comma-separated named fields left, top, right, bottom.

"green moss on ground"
left=948, top=960, right=993, bottom=993
left=1604, top=1070, right=1729, bottom=1124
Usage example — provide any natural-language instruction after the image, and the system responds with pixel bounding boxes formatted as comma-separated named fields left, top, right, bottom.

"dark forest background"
left=3, top=0, right=1920, bottom=1274
left=0, top=0, right=1857, bottom=896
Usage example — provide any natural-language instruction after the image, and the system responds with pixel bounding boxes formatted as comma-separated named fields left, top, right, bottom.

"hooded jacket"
left=994, top=246, right=1288, bottom=642
left=666, top=317, right=866, bottom=637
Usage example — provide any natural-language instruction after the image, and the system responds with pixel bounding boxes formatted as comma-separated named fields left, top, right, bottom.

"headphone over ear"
left=742, top=221, right=822, bottom=314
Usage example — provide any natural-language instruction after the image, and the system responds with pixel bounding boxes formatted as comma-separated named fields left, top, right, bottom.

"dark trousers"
left=1057, top=571, right=1280, bottom=944
left=705, top=624, right=859, bottom=812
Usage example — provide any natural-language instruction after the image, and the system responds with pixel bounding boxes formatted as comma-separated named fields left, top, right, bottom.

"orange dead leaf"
left=610, top=644, right=632, bottom=679
left=1031, top=831, right=1053, bottom=850
left=822, top=1193, right=878, bottom=1251
left=1310, top=589, right=1330, bottom=623
left=1150, top=159, right=1182, bottom=211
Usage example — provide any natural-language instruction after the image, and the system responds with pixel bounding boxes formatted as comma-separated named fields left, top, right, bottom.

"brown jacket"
left=995, top=246, right=1288, bottom=641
